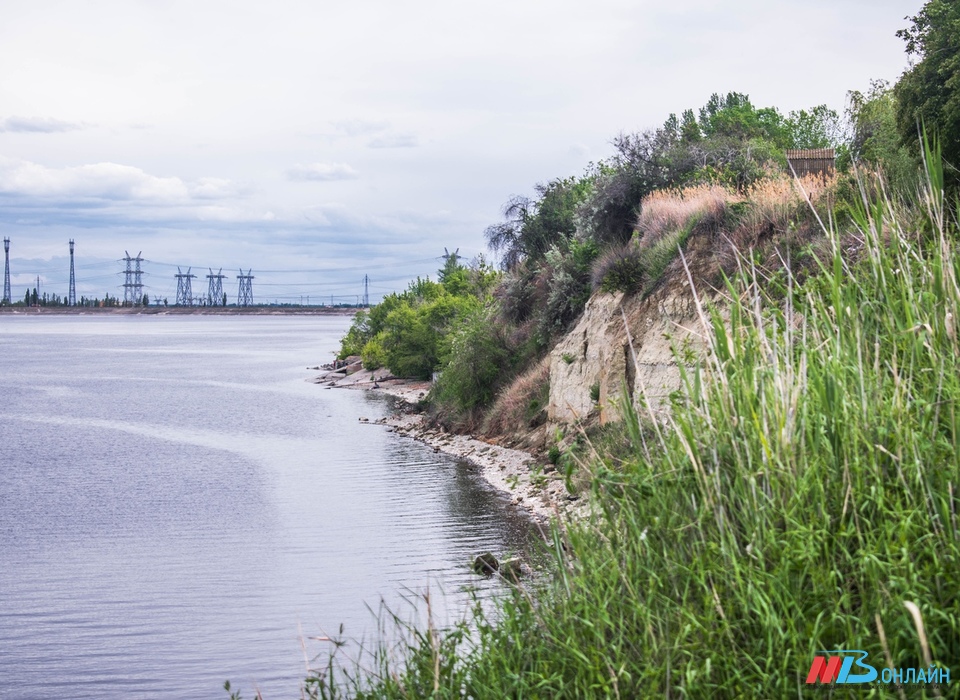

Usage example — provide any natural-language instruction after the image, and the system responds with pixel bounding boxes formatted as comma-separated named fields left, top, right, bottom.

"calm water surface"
left=0, top=315, right=534, bottom=698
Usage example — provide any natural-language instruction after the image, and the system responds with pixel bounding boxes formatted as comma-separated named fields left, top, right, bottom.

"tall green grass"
left=297, top=151, right=959, bottom=699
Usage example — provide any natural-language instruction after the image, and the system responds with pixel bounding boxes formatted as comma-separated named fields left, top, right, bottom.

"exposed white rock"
left=548, top=286, right=708, bottom=430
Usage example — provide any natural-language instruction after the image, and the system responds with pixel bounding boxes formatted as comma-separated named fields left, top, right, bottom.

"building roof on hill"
left=785, top=148, right=835, bottom=176
left=785, top=148, right=835, bottom=160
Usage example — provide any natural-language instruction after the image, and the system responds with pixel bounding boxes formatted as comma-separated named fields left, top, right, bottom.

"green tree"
left=844, top=80, right=916, bottom=188
left=340, top=310, right=372, bottom=358
left=485, top=176, right=593, bottom=268
left=895, top=0, right=960, bottom=180
left=438, top=248, right=469, bottom=296
left=434, top=305, right=511, bottom=412
left=466, top=255, right=500, bottom=297
left=380, top=303, right=432, bottom=378
left=784, top=104, right=844, bottom=149
left=339, top=249, right=494, bottom=376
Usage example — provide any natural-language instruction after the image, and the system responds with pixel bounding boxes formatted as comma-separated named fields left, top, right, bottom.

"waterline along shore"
left=312, top=362, right=586, bottom=523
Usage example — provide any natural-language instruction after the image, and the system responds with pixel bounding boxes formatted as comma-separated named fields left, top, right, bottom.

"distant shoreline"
left=0, top=306, right=358, bottom=316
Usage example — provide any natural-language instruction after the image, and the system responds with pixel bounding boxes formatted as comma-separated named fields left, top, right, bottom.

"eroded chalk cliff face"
left=547, top=278, right=710, bottom=431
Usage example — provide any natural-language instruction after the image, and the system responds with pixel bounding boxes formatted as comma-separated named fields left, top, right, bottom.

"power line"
left=2, top=238, right=10, bottom=304
left=237, top=269, right=254, bottom=307
left=122, top=251, right=144, bottom=306
left=2, top=245, right=450, bottom=305
left=175, top=267, right=196, bottom=306
left=68, top=240, right=76, bottom=306
left=206, top=268, right=226, bottom=306
left=141, top=257, right=439, bottom=274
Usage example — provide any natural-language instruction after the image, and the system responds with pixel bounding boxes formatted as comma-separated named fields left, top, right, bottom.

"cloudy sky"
left=0, top=0, right=922, bottom=304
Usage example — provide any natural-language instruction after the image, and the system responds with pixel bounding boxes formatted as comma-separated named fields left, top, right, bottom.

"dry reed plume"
left=636, top=183, right=738, bottom=248
left=743, top=172, right=837, bottom=237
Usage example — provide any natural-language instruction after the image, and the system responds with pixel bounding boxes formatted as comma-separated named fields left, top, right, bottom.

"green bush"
left=433, top=305, right=511, bottom=413
left=337, top=310, right=370, bottom=360
left=339, top=257, right=491, bottom=379
left=378, top=304, right=433, bottom=379
left=591, top=242, right=645, bottom=293
left=376, top=295, right=480, bottom=379
left=360, top=336, right=386, bottom=371
left=536, top=239, right=599, bottom=340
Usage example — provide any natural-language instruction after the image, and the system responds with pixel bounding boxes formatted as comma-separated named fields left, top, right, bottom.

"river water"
left=0, top=315, right=533, bottom=698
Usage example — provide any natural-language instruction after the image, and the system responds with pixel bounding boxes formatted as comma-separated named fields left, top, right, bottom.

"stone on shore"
left=473, top=552, right=499, bottom=575
left=499, top=557, right=523, bottom=581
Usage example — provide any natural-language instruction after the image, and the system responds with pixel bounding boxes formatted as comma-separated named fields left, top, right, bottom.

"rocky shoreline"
left=312, top=360, right=585, bottom=523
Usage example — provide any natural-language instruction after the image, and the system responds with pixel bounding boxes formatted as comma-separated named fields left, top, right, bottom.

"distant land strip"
left=0, top=306, right=358, bottom=316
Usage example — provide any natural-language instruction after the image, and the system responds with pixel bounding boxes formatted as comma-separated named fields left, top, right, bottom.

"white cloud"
left=0, top=157, right=186, bottom=201
left=11, top=273, right=42, bottom=287
left=0, top=157, right=246, bottom=204
left=190, top=177, right=248, bottom=199
left=286, top=162, right=359, bottom=182
left=0, top=116, right=83, bottom=133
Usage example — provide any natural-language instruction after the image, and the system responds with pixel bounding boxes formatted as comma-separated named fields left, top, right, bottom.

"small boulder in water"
left=472, top=552, right=499, bottom=575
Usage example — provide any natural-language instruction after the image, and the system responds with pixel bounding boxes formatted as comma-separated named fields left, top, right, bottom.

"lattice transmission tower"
left=237, top=269, right=254, bottom=307
left=363, top=274, right=369, bottom=307
left=206, top=268, right=226, bottom=306
left=175, top=267, right=196, bottom=306
left=122, top=251, right=144, bottom=306
left=68, top=239, right=76, bottom=306
left=2, top=238, right=10, bottom=305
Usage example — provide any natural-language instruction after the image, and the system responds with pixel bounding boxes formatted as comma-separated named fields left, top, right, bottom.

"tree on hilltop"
left=895, top=0, right=960, bottom=181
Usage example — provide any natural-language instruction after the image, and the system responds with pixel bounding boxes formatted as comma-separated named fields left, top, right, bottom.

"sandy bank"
left=312, top=364, right=585, bottom=523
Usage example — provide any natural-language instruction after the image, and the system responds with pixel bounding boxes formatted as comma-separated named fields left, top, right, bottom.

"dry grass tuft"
left=636, top=184, right=738, bottom=248
left=742, top=172, right=837, bottom=239
left=482, top=357, right=550, bottom=438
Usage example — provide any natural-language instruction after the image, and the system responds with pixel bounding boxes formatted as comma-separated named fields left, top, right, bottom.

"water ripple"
left=0, top=316, right=536, bottom=699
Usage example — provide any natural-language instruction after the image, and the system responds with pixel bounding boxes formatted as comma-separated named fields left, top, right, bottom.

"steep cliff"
left=547, top=236, right=721, bottom=435
left=546, top=278, right=708, bottom=430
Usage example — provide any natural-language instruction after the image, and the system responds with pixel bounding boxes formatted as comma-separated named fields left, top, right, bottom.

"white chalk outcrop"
left=547, top=281, right=709, bottom=430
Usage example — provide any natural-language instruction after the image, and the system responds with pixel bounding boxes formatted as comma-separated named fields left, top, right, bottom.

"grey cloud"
left=0, top=156, right=264, bottom=235
left=0, top=116, right=83, bottom=133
